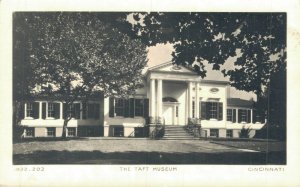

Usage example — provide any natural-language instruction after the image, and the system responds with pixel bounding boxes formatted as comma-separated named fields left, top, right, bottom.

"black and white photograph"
left=12, top=11, right=286, bottom=165
left=1, top=0, right=300, bottom=186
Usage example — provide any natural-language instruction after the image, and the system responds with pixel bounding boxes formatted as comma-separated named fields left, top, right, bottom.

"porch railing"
left=149, top=117, right=165, bottom=139
left=184, top=117, right=201, bottom=138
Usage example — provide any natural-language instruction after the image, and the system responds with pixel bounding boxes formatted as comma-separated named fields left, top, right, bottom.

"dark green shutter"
left=238, top=109, right=242, bottom=123
left=201, top=102, right=206, bottom=119
left=54, top=103, right=60, bottom=119
left=109, top=97, right=114, bottom=117
left=82, top=103, right=87, bottom=119
left=218, top=103, right=223, bottom=121
left=94, top=103, right=100, bottom=119
left=124, top=99, right=130, bottom=117
left=233, top=109, right=236, bottom=123
left=33, top=102, right=39, bottom=119
left=143, top=99, right=149, bottom=118
left=42, top=103, right=46, bottom=119
left=75, top=103, right=80, bottom=119
left=247, top=110, right=251, bottom=123
left=63, top=103, right=67, bottom=119
left=129, top=98, right=135, bottom=118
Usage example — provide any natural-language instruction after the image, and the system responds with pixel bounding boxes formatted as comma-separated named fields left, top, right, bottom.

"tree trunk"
left=62, top=119, right=68, bottom=139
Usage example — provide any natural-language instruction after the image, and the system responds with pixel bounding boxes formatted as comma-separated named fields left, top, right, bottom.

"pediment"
left=148, top=61, right=196, bottom=74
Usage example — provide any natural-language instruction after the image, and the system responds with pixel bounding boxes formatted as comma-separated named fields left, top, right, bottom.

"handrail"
left=185, top=117, right=201, bottom=138
left=127, top=124, right=144, bottom=138
left=149, top=117, right=165, bottom=139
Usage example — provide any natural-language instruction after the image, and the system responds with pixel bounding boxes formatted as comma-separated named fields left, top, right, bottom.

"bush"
left=239, top=126, right=251, bottom=138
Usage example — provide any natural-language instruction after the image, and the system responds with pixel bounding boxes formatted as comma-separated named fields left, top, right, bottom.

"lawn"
left=13, top=138, right=286, bottom=165
left=210, top=140, right=286, bottom=152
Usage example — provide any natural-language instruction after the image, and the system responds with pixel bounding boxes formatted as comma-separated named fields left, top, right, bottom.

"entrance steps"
left=162, top=125, right=197, bottom=140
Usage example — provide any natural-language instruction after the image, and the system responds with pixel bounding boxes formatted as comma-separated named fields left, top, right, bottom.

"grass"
left=13, top=138, right=286, bottom=165
left=210, top=140, right=286, bottom=152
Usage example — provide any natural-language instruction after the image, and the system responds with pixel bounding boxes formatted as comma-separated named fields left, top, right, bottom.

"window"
left=134, top=99, right=144, bottom=117
left=210, top=129, right=219, bottom=137
left=209, top=102, right=218, bottom=119
left=109, top=98, right=149, bottom=118
left=47, top=127, right=56, bottom=137
left=113, top=127, right=124, bottom=137
left=115, top=99, right=124, bottom=116
left=241, top=110, right=247, bottom=122
left=25, top=128, right=34, bottom=137
left=201, top=102, right=223, bottom=120
left=67, top=127, right=76, bottom=137
left=67, top=104, right=75, bottom=118
left=238, top=109, right=251, bottom=123
left=227, top=109, right=233, bottom=122
left=175, top=106, right=179, bottom=117
left=87, top=103, right=100, bottom=119
left=48, top=103, right=55, bottom=118
left=226, top=130, right=233, bottom=138
left=26, top=103, right=33, bottom=117
left=227, top=109, right=236, bottom=122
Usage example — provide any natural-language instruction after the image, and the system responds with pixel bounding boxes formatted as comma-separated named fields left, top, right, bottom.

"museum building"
left=19, top=62, right=265, bottom=138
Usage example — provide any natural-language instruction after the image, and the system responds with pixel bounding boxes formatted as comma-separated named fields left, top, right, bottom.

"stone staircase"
left=162, top=125, right=197, bottom=140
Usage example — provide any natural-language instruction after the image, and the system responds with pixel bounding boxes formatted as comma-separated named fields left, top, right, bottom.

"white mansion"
left=20, top=61, right=265, bottom=138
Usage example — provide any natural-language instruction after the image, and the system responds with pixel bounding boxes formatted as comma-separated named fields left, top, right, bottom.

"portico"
left=146, top=63, right=201, bottom=125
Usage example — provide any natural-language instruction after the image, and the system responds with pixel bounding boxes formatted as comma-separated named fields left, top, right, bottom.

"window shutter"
left=233, top=109, right=236, bottom=123
left=124, top=99, right=130, bottom=117
left=238, top=109, right=242, bottom=123
left=54, top=103, right=60, bottom=119
left=33, top=102, right=39, bottom=119
left=63, top=103, right=67, bottom=119
left=218, top=103, right=223, bottom=121
left=109, top=97, right=114, bottom=117
left=19, top=102, right=24, bottom=119
left=75, top=103, right=80, bottom=119
left=42, top=103, right=46, bottom=119
left=143, top=98, right=149, bottom=118
left=206, top=102, right=211, bottom=120
left=129, top=98, right=135, bottom=118
left=201, top=102, right=206, bottom=119
left=87, top=104, right=91, bottom=119
left=82, top=103, right=87, bottom=119
left=94, top=103, right=100, bottom=119
left=247, top=110, right=251, bottom=123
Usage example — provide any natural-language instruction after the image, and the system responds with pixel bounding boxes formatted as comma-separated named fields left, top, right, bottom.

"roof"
left=227, top=98, right=254, bottom=108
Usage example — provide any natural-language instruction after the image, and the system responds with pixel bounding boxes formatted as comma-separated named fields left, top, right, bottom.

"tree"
left=13, top=12, right=148, bottom=138
left=130, top=12, right=286, bottom=123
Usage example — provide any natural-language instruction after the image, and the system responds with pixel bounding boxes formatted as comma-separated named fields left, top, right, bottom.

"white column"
left=150, top=79, right=156, bottom=118
left=195, top=82, right=199, bottom=118
left=24, top=103, right=27, bottom=118
left=46, top=102, right=48, bottom=118
left=60, top=102, right=63, bottom=119
left=236, top=109, right=239, bottom=123
left=157, top=79, right=163, bottom=119
left=188, top=82, right=193, bottom=118
left=39, top=102, right=42, bottom=119
left=185, top=86, right=189, bottom=124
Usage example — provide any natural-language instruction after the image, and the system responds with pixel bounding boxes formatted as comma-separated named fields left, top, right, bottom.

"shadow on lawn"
left=13, top=150, right=286, bottom=165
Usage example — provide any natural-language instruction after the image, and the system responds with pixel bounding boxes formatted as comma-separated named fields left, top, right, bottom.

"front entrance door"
left=163, top=105, right=174, bottom=125
left=162, top=103, right=179, bottom=125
